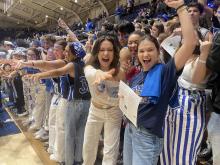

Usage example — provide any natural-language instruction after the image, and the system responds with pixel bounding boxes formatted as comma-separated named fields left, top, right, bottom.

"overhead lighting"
left=60, top=7, right=63, bottom=10
left=45, top=15, right=48, bottom=18
left=75, top=0, right=78, bottom=3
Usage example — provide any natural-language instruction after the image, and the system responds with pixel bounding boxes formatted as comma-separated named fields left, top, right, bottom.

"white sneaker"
left=4, top=119, right=13, bottom=123
left=34, top=128, right=46, bottom=137
left=35, top=131, right=49, bottom=140
left=17, top=111, right=28, bottom=117
left=29, top=124, right=40, bottom=131
left=44, top=126, right=49, bottom=131
left=40, top=134, right=49, bottom=141
left=22, top=119, right=32, bottom=127
left=47, top=147, right=53, bottom=154
left=49, top=154, right=58, bottom=161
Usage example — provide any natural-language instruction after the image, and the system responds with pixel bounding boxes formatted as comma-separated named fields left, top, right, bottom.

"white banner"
left=118, top=81, right=141, bottom=127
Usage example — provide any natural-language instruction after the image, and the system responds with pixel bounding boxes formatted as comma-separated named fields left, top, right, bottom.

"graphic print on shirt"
left=95, top=80, right=119, bottom=98
left=79, top=76, right=90, bottom=94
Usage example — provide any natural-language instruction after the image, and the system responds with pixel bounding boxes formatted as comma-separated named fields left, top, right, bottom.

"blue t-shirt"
left=129, top=59, right=181, bottom=138
left=22, top=67, right=40, bottom=74
left=45, top=79, right=54, bottom=93
left=59, top=75, right=69, bottom=99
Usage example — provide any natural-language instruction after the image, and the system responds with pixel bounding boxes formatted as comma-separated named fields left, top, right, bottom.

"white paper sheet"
left=118, top=81, right=142, bottom=127
left=161, top=35, right=181, bottom=57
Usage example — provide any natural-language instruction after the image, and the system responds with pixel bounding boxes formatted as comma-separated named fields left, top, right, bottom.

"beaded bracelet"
left=177, top=6, right=187, bottom=14
left=176, top=4, right=185, bottom=12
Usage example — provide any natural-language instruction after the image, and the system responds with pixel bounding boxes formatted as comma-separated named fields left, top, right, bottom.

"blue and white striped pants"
left=160, top=87, right=206, bottom=165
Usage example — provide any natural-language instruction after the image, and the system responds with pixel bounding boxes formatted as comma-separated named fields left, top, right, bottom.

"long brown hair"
left=90, top=34, right=120, bottom=72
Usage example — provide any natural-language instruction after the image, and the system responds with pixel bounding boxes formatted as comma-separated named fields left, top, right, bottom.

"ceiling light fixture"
left=60, top=7, right=63, bottom=10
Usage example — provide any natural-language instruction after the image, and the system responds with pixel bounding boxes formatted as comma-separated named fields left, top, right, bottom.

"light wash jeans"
left=65, top=99, right=90, bottom=165
left=123, top=122, right=163, bottom=165
left=208, top=112, right=220, bottom=165
left=83, top=104, right=123, bottom=165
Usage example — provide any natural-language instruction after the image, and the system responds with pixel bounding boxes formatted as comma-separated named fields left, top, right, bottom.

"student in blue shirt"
left=122, top=0, right=197, bottom=164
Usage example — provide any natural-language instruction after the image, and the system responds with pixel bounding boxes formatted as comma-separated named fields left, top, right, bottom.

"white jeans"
left=83, top=104, right=122, bottom=165
left=48, top=94, right=60, bottom=153
left=208, top=112, right=220, bottom=165
left=43, top=91, right=53, bottom=130
left=32, top=84, right=46, bottom=128
left=54, top=97, right=68, bottom=162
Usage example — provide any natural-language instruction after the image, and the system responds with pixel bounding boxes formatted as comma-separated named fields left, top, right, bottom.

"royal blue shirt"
left=59, top=75, right=69, bottom=99
left=45, top=79, right=54, bottom=93
left=129, top=59, right=181, bottom=138
left=22, top=67, right=40, bottom=74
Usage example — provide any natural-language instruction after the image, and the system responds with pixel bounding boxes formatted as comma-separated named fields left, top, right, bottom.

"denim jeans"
left=123, top=122, right=163, bottom=165
left=208, top=112, right=220, bottom=165
left=65, top=99, right=90, bottom=165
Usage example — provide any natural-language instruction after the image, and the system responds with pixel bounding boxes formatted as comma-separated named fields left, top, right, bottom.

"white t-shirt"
left=178, top=58, right=209, bottom=90
left=84, top=65, right=119, bottom=108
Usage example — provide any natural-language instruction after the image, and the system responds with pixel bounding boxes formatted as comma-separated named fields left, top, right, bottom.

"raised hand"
left=120, top=60, right=132, bottom=73
left=200, top=40, right=212, bottom=55
left=15, top=61, right=25, bottom=70
left=58, top=18, right=68, bottom=29
left=164, top=0, right=184, bottom=9
left=85, top=40, right=93, bottom=53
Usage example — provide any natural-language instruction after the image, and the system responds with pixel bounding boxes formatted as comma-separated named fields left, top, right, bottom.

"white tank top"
left=178, top=58, right=208, bottom=90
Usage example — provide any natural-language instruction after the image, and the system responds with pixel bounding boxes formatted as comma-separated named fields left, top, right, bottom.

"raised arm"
left=165, top=0, right=197, bottom=71
left=192, top=40, right=212, bottom=83
left=58, top=18, right=79, bottom=42
left=17, top=59, right=66, bottom=71
left=28, top=63, right=74, bottom=81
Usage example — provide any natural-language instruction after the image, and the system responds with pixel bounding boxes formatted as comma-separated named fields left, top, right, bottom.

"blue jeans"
left=65, top=99, right=90, bottom=165
left=208, top=112, right=220, bottom=165
left=123, top=122, right=163, bottom=165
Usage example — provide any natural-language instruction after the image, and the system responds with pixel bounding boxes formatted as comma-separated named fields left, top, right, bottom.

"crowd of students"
left=1, top=0, right=220, bottom=165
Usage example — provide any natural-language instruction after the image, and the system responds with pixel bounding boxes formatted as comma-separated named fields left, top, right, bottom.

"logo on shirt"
left=79, top=76, right=89, bottom=94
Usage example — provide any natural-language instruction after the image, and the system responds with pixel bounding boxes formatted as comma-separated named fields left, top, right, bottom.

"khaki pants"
left=32, top=84, right=46, bottom=128
left=83, top=104, right=122, bottom=165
